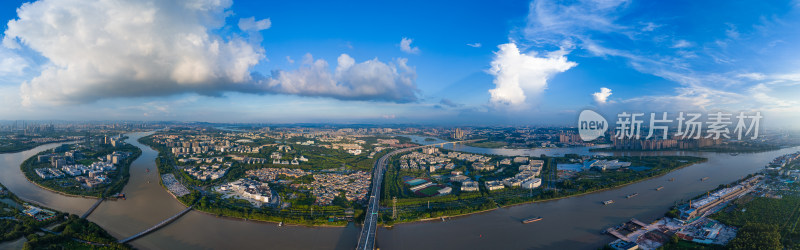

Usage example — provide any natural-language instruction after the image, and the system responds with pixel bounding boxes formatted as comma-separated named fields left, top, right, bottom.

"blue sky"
left=1, top=0, right=799, bottom=128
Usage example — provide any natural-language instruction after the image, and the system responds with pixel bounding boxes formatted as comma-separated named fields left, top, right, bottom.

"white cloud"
left=261, top=54, right=419, bottom=102
left=671, top=40, right=692, bottom=48
left=488, top=43, right=576, bottom=107
left=725, top=23, right=740, bottom=39
left=640, top=22, right=660, bottom=32
left=286, top=56, right=294, bottom=64
left=399, top=37, right=420, bottom=54
left=4, top=0, right=416, bottom=106
left=0, top=47, right=29, bottom=77
left=5, top=0, right=264, bottom=106
left=592, top=87, right=612, bottom=103
left=525, top=0, right=630, bottom=42
left=737, top=73, right=766, bottom=80
left=238, top=17, right=271, bottom=31
left=466, top=43, right=482, bottom=48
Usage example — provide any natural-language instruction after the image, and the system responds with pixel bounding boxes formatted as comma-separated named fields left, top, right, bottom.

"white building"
left=521, top=178, right=542, bottom=189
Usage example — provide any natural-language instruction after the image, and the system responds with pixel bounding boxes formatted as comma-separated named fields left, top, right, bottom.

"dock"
left=118, top=206, right=193, bottom=244
left=630, top=218, right=647, bottom=227
left=605, top=228, right=630, bottom=241
left=80, top=198, right=104, bottom=219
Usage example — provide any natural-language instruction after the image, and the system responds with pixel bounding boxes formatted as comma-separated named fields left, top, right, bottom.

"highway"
left=355, top=139, right=482, bottom=250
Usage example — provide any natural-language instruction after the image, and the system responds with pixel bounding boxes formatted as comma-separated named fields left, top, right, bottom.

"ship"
left=113, top=193, right=126, bottom=200
left=626, top=193, right=639, bottom=199
left=669, top=178, right=675, bottom=182
left=603, top=200, right=614, bottom=205
left=701, top=177, right=710, bottom=181
left=522, top=216, right=543, bottom=224
left=656, top=186, right=664, bottom=191
left=730, top=153, right=739, bottom=156
left=146, top=168, right=150, bottom=173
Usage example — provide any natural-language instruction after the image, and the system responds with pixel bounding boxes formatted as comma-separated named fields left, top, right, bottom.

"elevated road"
left=355, top=139, right=482, bottom=250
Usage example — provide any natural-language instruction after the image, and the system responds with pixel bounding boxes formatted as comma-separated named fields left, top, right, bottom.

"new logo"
left=578, top=110, right=607, bottom=141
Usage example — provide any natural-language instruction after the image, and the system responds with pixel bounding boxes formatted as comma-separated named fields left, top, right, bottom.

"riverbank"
left=381, top=155, right=707, bottom=227
left=0, top=139, right=71, bottom=154
left=139, top=136, right=354, bottom=228
left=19, top=142, right=142, bottom=198
left=0, top=182, right=128, bottom=249
left=21, top=173, right=102, bottom=200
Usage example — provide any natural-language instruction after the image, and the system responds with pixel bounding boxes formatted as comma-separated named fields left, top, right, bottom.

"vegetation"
left=139, top=134, right=376, bottom=226
left=380, top=150, right=706, bottom=225
left=711, top=194, right=800, bottom=249
left=463, top=141, right=509, bottom=148
left=20, top=142, right=141, bottom=198
left=660, top=236, right=724, bottom=250
left=0, top=183, right=128, bottom=249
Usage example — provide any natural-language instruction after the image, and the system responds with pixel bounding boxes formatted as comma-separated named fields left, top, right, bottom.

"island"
left=0, top=182, right=129, bottom=249
left=138, top=127, right=412, bottom=226
left=20, top=135, right=142, bottom=198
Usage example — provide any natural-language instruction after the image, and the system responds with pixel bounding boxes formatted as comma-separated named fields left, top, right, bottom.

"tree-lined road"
left=355, top=139, right=482, bottom=250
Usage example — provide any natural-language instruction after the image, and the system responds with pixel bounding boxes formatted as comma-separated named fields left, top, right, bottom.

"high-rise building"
left=452, top=128, right=465, bottom=140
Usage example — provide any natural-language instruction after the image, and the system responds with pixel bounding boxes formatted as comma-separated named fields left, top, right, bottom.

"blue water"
left=628, top=166, right=652, bottom=171
left=557, top=163, right=584, bottom=172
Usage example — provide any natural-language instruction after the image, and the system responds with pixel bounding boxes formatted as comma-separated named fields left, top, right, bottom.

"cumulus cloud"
left=592, top=87, right=612, bottom=103
left=0, top=47, right=28, bottom=78
left=260, top=54, right=419, bottom=102
left=399, top=37, right=420, bottom=54
left=4, top=0, right=418, bottom=106
left=238, top=17, right=271, bottom=31
left=5, top=0, right=264, bottom=106
left=488, top=43, right=576, bottom=107
left=466, top=43, right=482, bottom=48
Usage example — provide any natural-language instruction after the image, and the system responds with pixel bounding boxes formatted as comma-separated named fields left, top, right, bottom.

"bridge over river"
left=355, top=139, right=483, bottom=250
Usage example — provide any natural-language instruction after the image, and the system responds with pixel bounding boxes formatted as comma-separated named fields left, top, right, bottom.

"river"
left=0, top=132, right=796, bottom=249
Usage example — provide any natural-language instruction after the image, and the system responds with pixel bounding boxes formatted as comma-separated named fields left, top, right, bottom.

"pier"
left=80, top=198, right=104, bottom=219
left=118, top=206, right=193, bottom=244
left=605, top=228, right=630, bottom=241
left=630, top=218, right=647, bottom=227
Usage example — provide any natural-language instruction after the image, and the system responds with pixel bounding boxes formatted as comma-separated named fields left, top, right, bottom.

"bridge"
left=118, top=206, right=193, bottom=244
left=426, top=139, right=484, bottom=148
left=355, top=139, right=482, bottom=250
left=80, top=198, right=104, bottom=219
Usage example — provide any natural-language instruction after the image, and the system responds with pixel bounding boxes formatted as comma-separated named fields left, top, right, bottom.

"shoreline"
left=0, top=140, right=72, bottom=154
left=382, top=158, right=707, bottom=227
left=158, top=173, right=350, bottom=228
left=140, top=133, right=706, bottom=229
left=16, top=141, right=141, bottom=200
left=21, top=173, right=102, bottom=200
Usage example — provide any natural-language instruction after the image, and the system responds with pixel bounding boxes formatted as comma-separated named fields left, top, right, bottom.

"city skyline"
left=1, top=0, right=800, bottom=128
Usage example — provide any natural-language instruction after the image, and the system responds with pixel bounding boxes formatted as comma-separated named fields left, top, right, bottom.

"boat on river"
left=522, top=217, right=543, bottom=223
left=626, top=193, right=639, bottom=199
left=603, top=200, right=614, bottom=205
